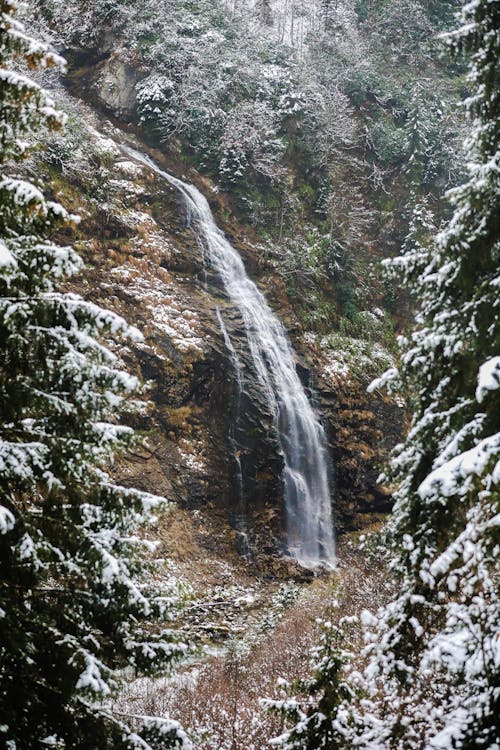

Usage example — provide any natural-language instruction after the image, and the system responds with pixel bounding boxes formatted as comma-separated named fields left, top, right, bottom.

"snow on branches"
left=0, top=3, right=189, bottom=748
left=360, top=2, right=500, bottom=748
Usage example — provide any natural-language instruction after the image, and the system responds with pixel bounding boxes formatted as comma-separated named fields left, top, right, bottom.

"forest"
left=0, top=0, right=498, bottom=748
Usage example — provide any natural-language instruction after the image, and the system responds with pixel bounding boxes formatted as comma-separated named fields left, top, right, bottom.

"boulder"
left=94, top=52, right=139, bottom=116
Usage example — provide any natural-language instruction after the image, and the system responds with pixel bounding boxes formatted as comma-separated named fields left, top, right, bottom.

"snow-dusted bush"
left=136, top=74, right=177, bottom=132
left=219, top=101, right=286, bottom=184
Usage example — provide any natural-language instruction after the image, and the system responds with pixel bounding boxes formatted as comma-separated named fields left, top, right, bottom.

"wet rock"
left=319, top=377, right=404, bottom=532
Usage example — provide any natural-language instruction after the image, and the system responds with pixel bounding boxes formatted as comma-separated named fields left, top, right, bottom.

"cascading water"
left=122, top=145, right=336, bottom=568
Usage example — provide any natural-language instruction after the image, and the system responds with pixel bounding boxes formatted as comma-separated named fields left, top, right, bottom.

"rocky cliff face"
left=47, top=122, right=287, bottom=560
left=40, top=48, right=404, bottom=569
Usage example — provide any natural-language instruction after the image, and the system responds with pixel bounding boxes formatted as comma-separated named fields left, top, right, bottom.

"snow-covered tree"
left=255, top=0, right=273, bottom=26
left=219, top=100, right=286, bottom=185
left=363, top=1, right=500, bottom=747
left=266, top=608, right=360, bottom=750
left=0, top=3, right=190, bottom=748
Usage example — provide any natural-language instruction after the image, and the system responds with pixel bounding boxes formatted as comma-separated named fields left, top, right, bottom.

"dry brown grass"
left=118, top=534, right=393, bottom=750
left=121, top=588, right=324, bottom=750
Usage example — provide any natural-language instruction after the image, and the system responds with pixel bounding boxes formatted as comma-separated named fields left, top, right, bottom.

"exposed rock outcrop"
left=94, top=52, right=139, bottom=116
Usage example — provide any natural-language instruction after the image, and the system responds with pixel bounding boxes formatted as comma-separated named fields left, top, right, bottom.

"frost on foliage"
left=303, top=330, right=394, bottom=384
left=360, top=2, right=500, bottom=748
left=219, top=101, right=286, bottom=184
left=0, top=4, right=188, bottom=749
left=266, top=610, right=360, bottom=750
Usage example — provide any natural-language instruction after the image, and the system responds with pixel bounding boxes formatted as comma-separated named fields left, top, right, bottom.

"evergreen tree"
left=0, top=2, right=190, bottom=747
left=267, top=608, right=359, bottom=750
left=256, top=0, right=273, bottom=26
left=363, top=1, right=500, bottom=747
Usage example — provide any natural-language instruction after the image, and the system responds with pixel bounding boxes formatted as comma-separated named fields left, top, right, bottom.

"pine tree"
left=0, top=3, right=190, bottom=748
left=267, top=607, right=359, bottom=750
left=363, top=1, right=500, bottom=747
left=256, top=0, right=273, bottom=26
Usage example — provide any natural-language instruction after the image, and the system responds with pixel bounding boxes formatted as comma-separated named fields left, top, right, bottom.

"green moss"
left=297, top=182, right=316, bottom=204
left=137, top=31, right=158, bottom=50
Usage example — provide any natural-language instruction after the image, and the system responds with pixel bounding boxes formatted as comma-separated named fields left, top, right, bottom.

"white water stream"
left=123, top=146, right=335, bottom=568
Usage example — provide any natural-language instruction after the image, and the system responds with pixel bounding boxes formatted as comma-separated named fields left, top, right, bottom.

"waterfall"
left=122, top=145, right=335, bottom=568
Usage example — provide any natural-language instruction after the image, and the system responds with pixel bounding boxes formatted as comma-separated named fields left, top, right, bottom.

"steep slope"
left=25, top=0, right=460, bottom=562
left=34, top=89, right=400, bottom=566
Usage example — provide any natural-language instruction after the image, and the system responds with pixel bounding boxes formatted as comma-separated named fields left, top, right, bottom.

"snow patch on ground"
left=110, top=269, right=204, bottom=355
left=85, top=125, right=121, bottom=157
left=178, top=439, right=206, bottom=474
left=108, top=178, right=147, bottom=198
left=302, top=331, right=394, bottom=385
left=116, top=159, right=145, bottom=177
